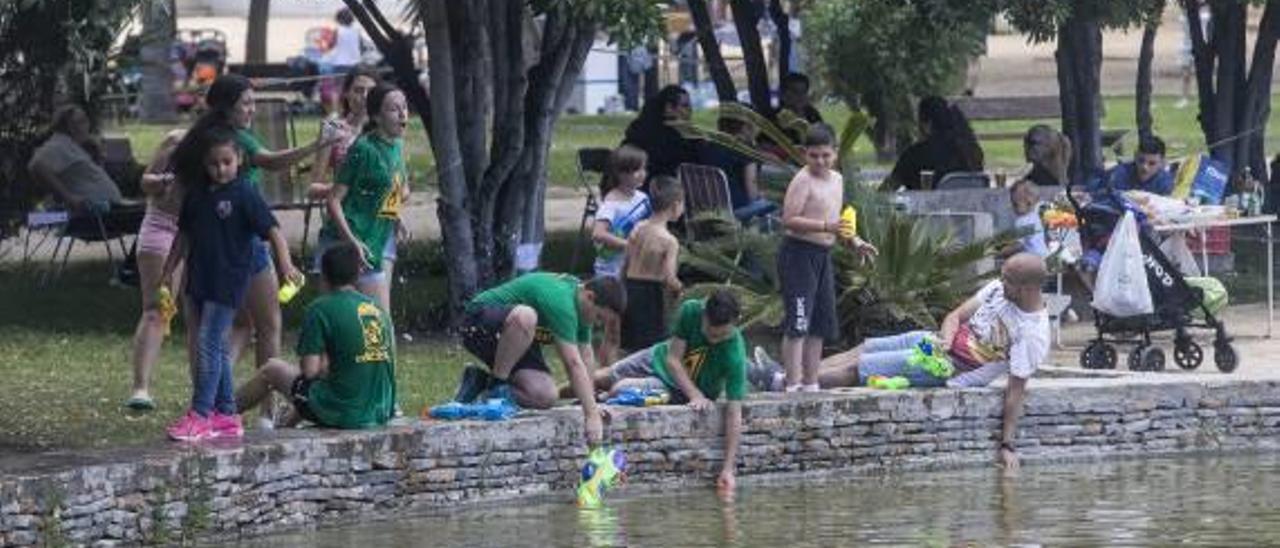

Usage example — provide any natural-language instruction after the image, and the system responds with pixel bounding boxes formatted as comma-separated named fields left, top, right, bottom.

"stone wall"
left=3, top=377, right=1280, bottom=546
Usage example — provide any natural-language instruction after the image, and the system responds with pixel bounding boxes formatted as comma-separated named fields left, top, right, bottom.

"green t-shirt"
left=651, top=299, right=748, bottom=401
left=322, top=134, right=405, bottom=270
left=235, top=129, right=265, bottom=191
left=296, top=290, right=397, bottom=429
left=468, top=273, right=592, bottom=345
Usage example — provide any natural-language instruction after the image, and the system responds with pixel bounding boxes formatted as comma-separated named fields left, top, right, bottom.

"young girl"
left=161, top=128, right=302, bottom=441
left=592, top=145, right=651, bottom=278
left=319, top=82, right=411, bottom=313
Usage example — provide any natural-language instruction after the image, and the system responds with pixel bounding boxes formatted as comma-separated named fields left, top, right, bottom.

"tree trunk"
left=1136, top=18, right=1159, bottom=143
left=511, top=17, right=597, bottom=275
left=1056, top=16, right=1103, bottom=185
left=688, top=0, right=737, bottom=102
left=730, top=0, right=771, bottom=112
left=448, top=0, right=492, bottom=199
left=423, top=0, right=480, bottom=323
left=1235, top=0, right=1280, bottom=179
left=245, top=0, right=270, bottom=64
left=1211, top=1, right=1246, bottom=170
left=1184, top=0, right=1218, bottom=145
left=138, top=0, right=177, bottom=123
left=768, top=0, right=791, bottom=81
left=475, top=0, right=529, bottom=284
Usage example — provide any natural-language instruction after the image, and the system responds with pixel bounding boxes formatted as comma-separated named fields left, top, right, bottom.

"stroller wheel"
left=1082, top=342, right=1117, bottom=370
left=1173, top=340, right=1204, bottom=370
left=1129, top=345, right=1166, bottom=372
left=1213, top=342, right=1239, bottom=373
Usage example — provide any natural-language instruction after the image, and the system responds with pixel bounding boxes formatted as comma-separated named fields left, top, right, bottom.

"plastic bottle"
left=839, top=205, right=858, bottom=240
left=278, top=276, right=305, bottom=304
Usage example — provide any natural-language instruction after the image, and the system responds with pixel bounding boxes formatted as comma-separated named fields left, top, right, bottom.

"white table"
left=1154, top=215, right=1277, bottom=338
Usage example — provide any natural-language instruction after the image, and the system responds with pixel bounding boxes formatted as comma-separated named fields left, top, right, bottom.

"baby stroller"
left=1067, top=182, right=1238, bottom=373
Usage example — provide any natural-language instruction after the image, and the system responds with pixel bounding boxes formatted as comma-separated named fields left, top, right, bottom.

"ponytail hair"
left=173, top=75, right=253, bottom=188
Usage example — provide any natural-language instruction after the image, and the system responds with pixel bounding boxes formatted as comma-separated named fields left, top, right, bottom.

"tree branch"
left=688, top=0, right=737, bottom=102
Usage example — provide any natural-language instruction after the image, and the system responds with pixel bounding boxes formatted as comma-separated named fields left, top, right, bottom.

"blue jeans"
left=856, top=331, right=949, bottom=388
left=193, top=300, right=237, bottom=416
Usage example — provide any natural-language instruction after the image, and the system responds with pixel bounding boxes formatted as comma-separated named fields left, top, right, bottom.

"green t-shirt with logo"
left=322, top=134, right=405, bottom=270
left=296, top=290, right=397, bottom=429
left=651, top=299, right=748, bottom=401
left=468, top=273, right=592, bottom=345
left=235, top=129, right=265, bottom=191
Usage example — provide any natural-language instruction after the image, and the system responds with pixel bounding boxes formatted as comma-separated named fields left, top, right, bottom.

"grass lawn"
left=0, top=259, right=576, bottom=453
left=110, top=94, right=1280, bottom=191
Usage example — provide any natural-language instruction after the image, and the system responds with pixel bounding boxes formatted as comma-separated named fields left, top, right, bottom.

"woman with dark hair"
left=318, top=82, right=412, bottom=314
left=172, top=74, right=337, bottom=430
left=881, top=96, right=985, bottom=191
left=622, top=85, right=696, bottom=183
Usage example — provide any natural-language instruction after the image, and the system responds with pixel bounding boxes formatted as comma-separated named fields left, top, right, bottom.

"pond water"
left=244, top=454, right=1280, bottom=547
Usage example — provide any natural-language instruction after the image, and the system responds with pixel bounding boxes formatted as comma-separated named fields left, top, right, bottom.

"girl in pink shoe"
left=160, top=127, right=302, bottom=441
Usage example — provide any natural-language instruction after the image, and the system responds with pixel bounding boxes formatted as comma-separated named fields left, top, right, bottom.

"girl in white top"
left=593, top=145, right=652, bottom=277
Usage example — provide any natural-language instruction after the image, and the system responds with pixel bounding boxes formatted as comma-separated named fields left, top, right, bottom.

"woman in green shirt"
left=320, top=82, right=410, bottom=313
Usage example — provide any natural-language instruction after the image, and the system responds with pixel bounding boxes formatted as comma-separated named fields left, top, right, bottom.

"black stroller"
left=1066, top=183, right=1238, bottom=373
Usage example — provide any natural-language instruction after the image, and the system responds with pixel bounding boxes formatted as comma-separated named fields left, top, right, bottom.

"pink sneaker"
left=167, top=410, right=213, bottom=442
left=210, top=412, right=244, bottom=439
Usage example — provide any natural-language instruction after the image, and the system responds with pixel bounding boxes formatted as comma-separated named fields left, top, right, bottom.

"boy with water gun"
left=575, top=289, right=749, bottom=494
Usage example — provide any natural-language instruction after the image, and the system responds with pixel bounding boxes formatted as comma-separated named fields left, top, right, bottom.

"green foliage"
left=805, top=0, right=990, bottom=148
left=0, top=0, right=143, bottom=232
left=835, top=186, right=1015, bottom=343
left=566, top=0, right=667, bottom=49
left=1004, top=0, right=1167, bottom=42
left=679, top=215, right=784, bottom=329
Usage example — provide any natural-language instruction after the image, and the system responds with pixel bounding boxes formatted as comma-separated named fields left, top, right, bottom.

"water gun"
left=156, top=286, right=177, bottom=337
left=839, top=205, right=858, bottom=240
left=278, top=275, right=306, bottom=304
left=906, top=336, right=955, bottom=379
left=604, top=387, right=670, bottom=407
left=867, top=375, right=910, bottom=390
left=426, top=398, right=518, bottom=421
left=576, top=447, right=628, bottom=508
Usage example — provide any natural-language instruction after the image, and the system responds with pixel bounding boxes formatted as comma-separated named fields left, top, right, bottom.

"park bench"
left=950, top=95, right=1130, bottom=155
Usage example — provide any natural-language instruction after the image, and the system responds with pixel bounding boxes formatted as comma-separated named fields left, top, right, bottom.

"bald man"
left=750, top=253, right=1050, bottom=469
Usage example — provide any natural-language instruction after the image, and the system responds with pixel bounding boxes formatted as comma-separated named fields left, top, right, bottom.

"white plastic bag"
left=1092, top=211, right=1154, bottom=317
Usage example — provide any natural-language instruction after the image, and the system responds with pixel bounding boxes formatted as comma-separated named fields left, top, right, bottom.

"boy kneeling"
left=235, top=241, right=397, bottom=429
left=584, top=289, right=748, bottom=493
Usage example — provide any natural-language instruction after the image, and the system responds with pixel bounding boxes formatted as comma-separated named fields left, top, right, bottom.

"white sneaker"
left=257, top=416, right=275, bottom=432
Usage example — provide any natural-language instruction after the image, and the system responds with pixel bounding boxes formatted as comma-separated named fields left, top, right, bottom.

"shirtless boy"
left=778, top=124, right=875, bottom=392
left=620, top=175, right=685, bottom=354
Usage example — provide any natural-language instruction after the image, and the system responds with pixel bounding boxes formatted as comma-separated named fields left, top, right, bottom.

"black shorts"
left=289, top=376, right=321, bottom=424
left=461, top=305, right=552, bottom=375
left=778, top=236, right=838, bottom=341
left=621, top=278, right=668, bottom=353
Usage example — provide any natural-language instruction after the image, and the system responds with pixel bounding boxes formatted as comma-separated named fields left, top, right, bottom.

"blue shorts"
left=855, top=331, right=950, bottom=388
left=252, top=237, right=272, bottom=275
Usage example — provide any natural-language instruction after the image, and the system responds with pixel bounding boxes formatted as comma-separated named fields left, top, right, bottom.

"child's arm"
left=662, top=234, right=682, bottom=293
left=592, top=219, right=628, bottom=250
left=556, top=342, right=604, bottom=447
left=662, top=337, right=710, bottom=409
left=266, top=226, right=303, bottom=286
left=718, top=400, right=743, bottom=494
left=159, top=232, right=187, bottom=291
left=299, top=354, right=329, bottom=379
left=781, top=180, right=837, bottom=235
left=324, top=184, right=372, bottom=263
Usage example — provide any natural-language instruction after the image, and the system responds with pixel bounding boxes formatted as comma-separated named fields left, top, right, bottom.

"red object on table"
left=1187, top=226, right=1231, bottom=255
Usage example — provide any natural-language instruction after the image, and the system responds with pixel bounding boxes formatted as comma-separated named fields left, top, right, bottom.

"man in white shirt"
left=751, top=253, right=1050, bottom=470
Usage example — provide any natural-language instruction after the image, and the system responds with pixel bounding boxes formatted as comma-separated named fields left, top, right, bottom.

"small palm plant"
left=679, top=213, right=784, bottom=329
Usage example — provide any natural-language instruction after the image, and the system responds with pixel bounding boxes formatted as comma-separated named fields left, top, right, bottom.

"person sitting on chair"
left=1100, top=136, right=1173, bottom=196
left=28, top=104, right=128, bottom=215
left=881, top=96, right=985, bottom=191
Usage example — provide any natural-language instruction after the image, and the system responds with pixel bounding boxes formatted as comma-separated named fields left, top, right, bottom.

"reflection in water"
left=245, top=454, right=1280, bottom=547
